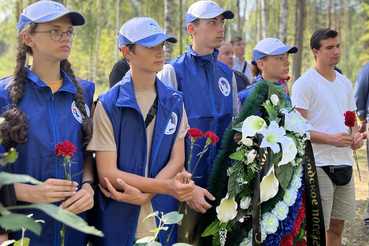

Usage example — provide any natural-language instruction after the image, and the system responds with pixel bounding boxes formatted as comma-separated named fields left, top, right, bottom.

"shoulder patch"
left=165, top=112, right=178, bottom=135
left=71, top=101, right=90, bottom=123
left=218, top=77, right=231, bottom=97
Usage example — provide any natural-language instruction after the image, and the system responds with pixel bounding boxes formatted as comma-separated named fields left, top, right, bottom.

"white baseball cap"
left=253, top=38, right=298, bottom=63
left=186, top=1, right=234, bottom=26
left=18, top=0, right=85, bottom=33
left=118, top=17, right=177, bottom=50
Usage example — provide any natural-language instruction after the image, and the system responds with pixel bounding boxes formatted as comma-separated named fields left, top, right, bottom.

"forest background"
left=0, top=0, right=369, bottom=97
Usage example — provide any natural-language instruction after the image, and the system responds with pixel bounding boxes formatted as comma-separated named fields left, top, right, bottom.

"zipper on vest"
left=206, top=70, right=218, bottom=162
left=149, top=96, right=181, bottom=174
left=49, top=93, right=61, bottom=246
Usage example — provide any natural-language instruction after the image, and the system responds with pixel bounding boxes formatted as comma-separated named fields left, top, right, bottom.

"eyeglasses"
left=33, top=29, right=75, bottom=42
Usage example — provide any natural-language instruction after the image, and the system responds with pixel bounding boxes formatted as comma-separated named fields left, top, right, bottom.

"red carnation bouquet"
left=344, top=111, right=361, bottom=180
left=54, top=140, right=82, bottom=246
left=181, top=128, right=219, bottom=242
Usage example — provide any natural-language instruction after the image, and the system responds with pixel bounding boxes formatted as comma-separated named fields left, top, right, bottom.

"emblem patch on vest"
left=165, top=112, right=178, bottom=135
left=218, top=77, right=230, bottom=97
left=71, top=101, right=90, bottom=124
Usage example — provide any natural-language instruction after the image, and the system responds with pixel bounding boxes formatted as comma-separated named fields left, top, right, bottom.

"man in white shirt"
left=231, top=36, right=253, bottom=82
left=292, top=28, right=363, bottom=246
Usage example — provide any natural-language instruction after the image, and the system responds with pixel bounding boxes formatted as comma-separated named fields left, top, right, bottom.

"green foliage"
left=0, top=172, right=42, bottom=187
left=0, top=208, right=42, bottom=236
left=14, top=238, right=30, bottom=246
left=275, top=163, right=293, bottom=191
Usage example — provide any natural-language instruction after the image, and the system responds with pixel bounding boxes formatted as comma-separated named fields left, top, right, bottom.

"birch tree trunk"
left=92, top=0, right=102, bottom=84
left=164, top=0, right=174, bottom=62
left=326, top=0, right=332, bottom=28
left=261, top=0, right=269, bottom=39
left=279, top=0, right=288, bottom=43
left=291, top=0, right=305, bottom=84
left=236, top=0, right=242, bottom=36
left=114, top=0, right=120, bottom=63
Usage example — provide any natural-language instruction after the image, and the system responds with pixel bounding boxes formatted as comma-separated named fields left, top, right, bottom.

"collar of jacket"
left=115, top=73, right=181, bottom=110
left=26, top=68, right=77, bottom=94
left=186, top=45, right=219, bottom=68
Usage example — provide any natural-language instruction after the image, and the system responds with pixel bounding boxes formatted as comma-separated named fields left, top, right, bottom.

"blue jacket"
left=166, top=46, right=234, bottom=188
left=238, top=75, right=291, bottom=106
left=0, top=69, right=94, bottom=246
left=354, top=62, right=369, bottom=120
left=90, top=74, right=183, bottom=246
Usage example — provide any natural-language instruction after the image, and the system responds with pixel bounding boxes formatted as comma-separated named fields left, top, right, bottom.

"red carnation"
left=54, top=140, right=76, bottom=158
left=344, top=111, right=356, bottom=128
left=204, top=131, right=219, bottom=146
left=188, top=128, right=203, bottom=140
left=363, top=133, right=367, bottom=140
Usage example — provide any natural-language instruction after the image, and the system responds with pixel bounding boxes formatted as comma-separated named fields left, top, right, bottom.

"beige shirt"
left=87, top=85, right=189, bottom=238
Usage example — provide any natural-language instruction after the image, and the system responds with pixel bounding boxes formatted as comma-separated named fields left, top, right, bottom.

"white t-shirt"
left=291, top=68, right=356, bottom=167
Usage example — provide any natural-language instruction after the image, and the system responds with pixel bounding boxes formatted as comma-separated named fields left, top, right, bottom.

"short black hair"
left=230, top=36, right=243, bottom=46
left=310, top=28, right=338, bottom=51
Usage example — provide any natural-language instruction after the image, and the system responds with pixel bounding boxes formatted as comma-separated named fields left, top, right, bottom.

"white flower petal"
left=242, top=116, right=266, bottom=138
left=270, top=94, right=279, bottom=106
left=243, top=137, right=253, bottom=147
left=247, top=150, right=257, bottom=164
left=260, top=166, right=279, bottom=203
left=216, top=195, right=238, bottom=223
left=279, top=136, right=298, bottom=166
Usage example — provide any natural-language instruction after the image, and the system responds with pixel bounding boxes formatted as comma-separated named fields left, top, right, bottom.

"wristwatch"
left=81, top=180, right=96, bottom=191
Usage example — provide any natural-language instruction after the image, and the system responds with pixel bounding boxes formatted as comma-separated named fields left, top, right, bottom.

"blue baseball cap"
left=253, top=38, right=298, bottom=63
left=118, top=17, right=177, bottom=50
left=18, top=1, right=85, bottom=33
left=186, top=1, right=234, bottom=26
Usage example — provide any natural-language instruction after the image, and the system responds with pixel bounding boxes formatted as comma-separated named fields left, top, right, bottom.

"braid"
left=60, top=60, right=93, bottom=145
left=0, top=24, right=37, bottom=149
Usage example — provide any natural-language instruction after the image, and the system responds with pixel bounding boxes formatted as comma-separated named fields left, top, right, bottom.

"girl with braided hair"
left=0, top=1, right=95, bottom=245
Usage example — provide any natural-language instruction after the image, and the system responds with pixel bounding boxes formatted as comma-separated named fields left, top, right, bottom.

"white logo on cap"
left=165, top=112, right=178, bottom=135
left=275, top=39, right=285, bottom=47
left=71, top=101, right=90, bottom=123
left=210, top=2, right=220, bottom=10
left=52, top=4, right=63, bottom=13
left=218, top=77, right=230, bottom=97
left=149, top=22, right=161, bottom=34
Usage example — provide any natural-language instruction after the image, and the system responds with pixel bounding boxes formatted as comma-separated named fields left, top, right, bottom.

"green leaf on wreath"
left=227, top=171, right=238, bottom=198
left=268, top=83, right=280, bottom=99
left=229, top=148, right=246, bottom=161
left=201, top=220, right=220, bottom=237
left=0, top=212, right=41, bottom=236
left=162, top=211, right=183, bottom=224
left=232, top=122, right=243, bottom=133
left=212, top=231, right=221, bottom=246
left=275, top=163, right=293, bottom=191
left=14, top=238, right=30, bottom=246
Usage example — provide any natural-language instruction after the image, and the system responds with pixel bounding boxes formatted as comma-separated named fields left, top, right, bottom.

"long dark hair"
left=0, top=23, right=92, bottom=149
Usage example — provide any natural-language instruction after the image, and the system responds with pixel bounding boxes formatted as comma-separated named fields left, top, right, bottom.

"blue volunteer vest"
left=90, top=74, right=183, bottom=246
left=0, top=68, right=94, bottom=246
left=169, top=46, right=233, bottom=188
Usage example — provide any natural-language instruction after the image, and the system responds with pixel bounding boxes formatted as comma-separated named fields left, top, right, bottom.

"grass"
left=341, top=142, right=369, bottom=246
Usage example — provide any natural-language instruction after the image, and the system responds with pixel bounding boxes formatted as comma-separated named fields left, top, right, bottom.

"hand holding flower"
left=330, top=132, right=353, bottom=147
left=59, top=184, right=94, bottom=214
left=19, top=178, right=78, bottom=204
left=169, top=172, right=194, bottom=202
left=350, top=132, right=363, bottom=150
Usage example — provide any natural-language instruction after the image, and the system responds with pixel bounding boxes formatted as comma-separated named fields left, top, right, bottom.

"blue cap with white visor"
left=18, top=0, right=85, bottom=33
left=252, top=38, right=298, bottom=65
left=118, top=17, right=177, bottom=50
